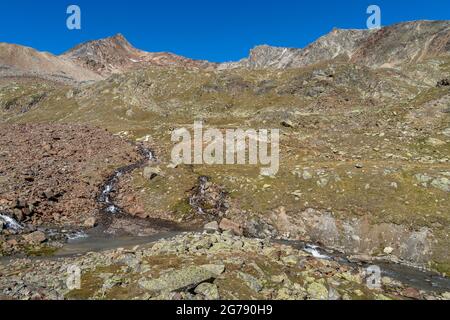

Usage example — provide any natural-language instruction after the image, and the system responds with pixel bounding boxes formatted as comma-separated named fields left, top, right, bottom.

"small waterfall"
left=304, top=244, right=330, bottom=259
left=66, top=230, right=89, bottom=241
left=189, top=176, right=209, bottom=215
left=99, top=171, right=121, bottom=214
left=98, top=146, right=155, bottom=215
left=0, top=214, right=23, bottom=231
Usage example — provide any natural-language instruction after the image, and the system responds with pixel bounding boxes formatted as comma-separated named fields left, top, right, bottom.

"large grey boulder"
left=139, top=264, right=225, bottom=293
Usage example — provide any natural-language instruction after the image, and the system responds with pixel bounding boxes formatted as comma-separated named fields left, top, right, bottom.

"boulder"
left=129, top=205, right=146, bottom=217
left=402, top=287, right=421, bottom=299
left=237, top=271, right=263, bottom=292
left=281, top=119, right=295, bottom=128
left=302, top=170, right=313, bottom=180
left=307, top=282, right=329, bottom=300
left=441, top=292, right=450, bottom=300
left=13, top=209, right=24, bottom=222
left=143, top=166, right=162, bottom=180
left=443, top=128, right=450, bottom=137
left=204, top=221, right=219, bottom=233
left=15, top=198, right=27, bottom=208
left=139, top=264, right=224, bottom=293
left=83, top=217, right=97, bottom=228
left=383, top=246, right=394, bottom=254
left=195, top=283, right=220, bottom=300
left=23, top=231, right=46, bottom=244
left=426, top=138, right=446, bottom=147
left=431, top=177, right=450, bottom=192
left=219, top=218, right=243, bottom=236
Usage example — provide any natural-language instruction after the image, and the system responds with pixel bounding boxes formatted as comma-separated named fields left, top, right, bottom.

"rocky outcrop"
left=219, top=20, right=450, bottom=70
left=220, top=28, right=372, bottom=69
left=270, top=207, right=434, bottom=265
left=350, top=20, right=450, bottom=67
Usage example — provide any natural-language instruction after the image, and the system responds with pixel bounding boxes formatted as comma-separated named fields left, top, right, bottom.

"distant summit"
left=61, top=33, right=216, bottom=76
left=219, top=20, right=450, bottom=70
left=1, top=20, right=449, bottom=83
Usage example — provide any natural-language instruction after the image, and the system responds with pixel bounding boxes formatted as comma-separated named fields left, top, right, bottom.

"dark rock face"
left=437, top=78, right=450, bottom=87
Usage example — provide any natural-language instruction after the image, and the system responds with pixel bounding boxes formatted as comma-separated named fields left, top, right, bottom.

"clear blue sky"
left=0, top=0, right=449, bottom=62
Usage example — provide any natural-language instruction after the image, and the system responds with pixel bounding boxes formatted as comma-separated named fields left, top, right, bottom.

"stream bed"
left=44, top=229, right=450, bottom=295
left=1, top=144, right=449, bottom=298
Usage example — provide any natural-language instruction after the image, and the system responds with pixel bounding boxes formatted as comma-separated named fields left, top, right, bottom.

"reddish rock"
left=0, top=123, right=141, bottom=227
left=7, top=239, right=18, bottom=246
left=83, top=217, right=97, bottom=228
left=219, top=218, right=243, bottom=236
left=402, top=287, right=421, bottom=299
left=23, top=231, right=47, bottom=244
left=129, top=205, right=145, bottom=217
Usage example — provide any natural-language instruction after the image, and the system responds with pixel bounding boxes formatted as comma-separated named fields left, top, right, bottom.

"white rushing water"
left=66, top=231, right=89, bottom=242
left=0, top=214, right=23, bottom=231
left=304, top=244, right=330, bottom=259
left=99, top=147, right=155, bottom=215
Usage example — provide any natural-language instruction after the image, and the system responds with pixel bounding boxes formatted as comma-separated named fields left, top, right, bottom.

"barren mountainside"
left=61, top=33, right=216, bottom=76
left=221, top=20, right=450, bottom=69
left=0, top=19, right=450, bottom=301
left=1, top=20, right=450, bottom=83
left=0, top=43, right=102, bottom=83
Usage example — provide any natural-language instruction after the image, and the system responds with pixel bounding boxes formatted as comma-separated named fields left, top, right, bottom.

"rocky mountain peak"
left=94, top=33, right=135, bottom=52
left=220, top=20, right=450, bottom=70
left=60, top=33, right=141, bottom=75
left=109, top=32, right=128, bottom=42
left=61, top=34, right=215, bottom=76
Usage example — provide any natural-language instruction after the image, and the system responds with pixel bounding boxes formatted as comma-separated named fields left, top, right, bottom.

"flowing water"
left=68, top=144, right=450, bottom=295
left=2, top=144, right=449, bottom=296
left=0, top=214, right=23, bottom=231
left=277, top=239, right=450, bottom=294
left=98, top=146, right=155, bottom=215
left=48, top=230, right=450, bottom=294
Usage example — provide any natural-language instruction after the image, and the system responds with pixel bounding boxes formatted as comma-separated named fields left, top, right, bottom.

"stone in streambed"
left=219, top=218, right=243, bottom=236
left=23, top=231, right=46, bottom=244
left=204, top=221, right=219, bottom=233
left=402, top=287, right=421, bottom=299
left=83, top=217, right=97, bottom=228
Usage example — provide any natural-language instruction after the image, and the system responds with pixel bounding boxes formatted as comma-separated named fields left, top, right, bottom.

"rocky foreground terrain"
left=0, top=20, right=449, bottom=300
left=1, top=231, right=450, bottom=300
